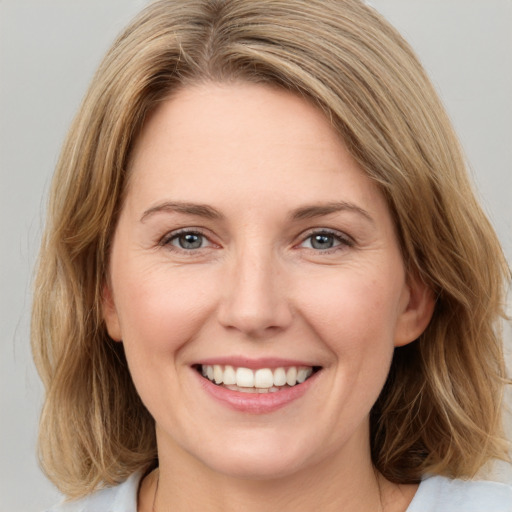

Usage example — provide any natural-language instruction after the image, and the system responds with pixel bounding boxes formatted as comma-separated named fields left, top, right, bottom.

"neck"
left=146, top=428, right=395, bottom=512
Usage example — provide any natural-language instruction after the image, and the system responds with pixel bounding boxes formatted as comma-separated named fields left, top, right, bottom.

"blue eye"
left=165, top=231, right=209, bottom=250
left=176, top=233, right=203, bottom=249
left=309, top=234, right=337, bottom=250
left=300, top=231, right=351, bottom=251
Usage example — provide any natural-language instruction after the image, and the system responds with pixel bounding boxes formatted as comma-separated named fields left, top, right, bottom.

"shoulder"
left=43, top=471, right=143, bottom=512
left=407, top=475, right=512, bottom=512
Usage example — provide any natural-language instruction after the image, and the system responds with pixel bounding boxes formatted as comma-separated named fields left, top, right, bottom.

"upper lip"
left=194, top=356, right=320, bottom=370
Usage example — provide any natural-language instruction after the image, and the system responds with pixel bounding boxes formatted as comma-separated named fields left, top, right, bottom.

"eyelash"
left=159, top=228, right=213, bottom=251
left=159, top=227, right=354, bottom=254
left=297, top=229, right=355, bottom=253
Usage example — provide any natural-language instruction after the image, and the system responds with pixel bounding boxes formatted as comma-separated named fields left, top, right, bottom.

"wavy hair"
left=32, top=0, right=510, bottom=498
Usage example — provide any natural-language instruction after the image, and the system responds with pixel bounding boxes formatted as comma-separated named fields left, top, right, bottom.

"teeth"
left=286, top=366, right=297, bottom=386
left=254, top=368, right=274, bottom=388
left=236, top=367, right=255, bottom=388
left=297, top=368, right=309, bottom=383
left=213, top=365, right=223, bottom=384
left=225, top=385, right=290, bottom=394
left=223, top=365, right=236, bottom=385
left=273, top=367, right=287, bottom=386
left=200, top=364, right=315, bottom=389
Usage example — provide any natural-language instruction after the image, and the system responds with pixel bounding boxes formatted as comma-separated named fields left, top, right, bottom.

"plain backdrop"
left=1, top=1, right=511, bottom=511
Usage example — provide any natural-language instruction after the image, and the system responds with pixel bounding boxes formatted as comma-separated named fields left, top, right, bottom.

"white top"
left=46, top=472, right=512, bottom=512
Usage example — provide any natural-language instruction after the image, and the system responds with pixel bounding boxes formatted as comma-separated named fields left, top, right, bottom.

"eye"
left=299, top=230, right=353, bottom=251
left=161, top=230, right=212, bottom=250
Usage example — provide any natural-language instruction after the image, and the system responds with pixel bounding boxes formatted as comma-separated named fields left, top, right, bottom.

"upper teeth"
left=201, top=365, right=313, bottom=388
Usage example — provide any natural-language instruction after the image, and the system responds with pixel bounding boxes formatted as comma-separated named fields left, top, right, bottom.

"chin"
left=204, top=453, right=307, bottom=481
left=188, top=431, right=320, bottom=481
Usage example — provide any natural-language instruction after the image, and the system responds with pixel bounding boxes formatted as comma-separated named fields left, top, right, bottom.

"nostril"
left=216, top=269, right=293, bottom=336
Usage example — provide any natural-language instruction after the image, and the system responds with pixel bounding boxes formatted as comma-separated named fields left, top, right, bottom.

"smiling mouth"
left=195, top=364, right=321, bottom=394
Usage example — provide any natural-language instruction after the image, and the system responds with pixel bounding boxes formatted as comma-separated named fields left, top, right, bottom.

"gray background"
left=1, top=1, right=511, bottom=510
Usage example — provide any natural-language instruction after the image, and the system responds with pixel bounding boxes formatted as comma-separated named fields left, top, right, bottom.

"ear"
left=394, top=273, right=435, bottom=347
left=102, top=283, right=123, bottom=342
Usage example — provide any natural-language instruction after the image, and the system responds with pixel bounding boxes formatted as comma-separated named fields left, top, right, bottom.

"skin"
left=103, top=82, right=434, bottom=512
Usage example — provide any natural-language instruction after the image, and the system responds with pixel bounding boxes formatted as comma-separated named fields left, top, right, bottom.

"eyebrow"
left=140, top=201, right=224, bottom=222
left=140, top=200, right=374, bottom=224
left=290, top=202, right=374, bottom=224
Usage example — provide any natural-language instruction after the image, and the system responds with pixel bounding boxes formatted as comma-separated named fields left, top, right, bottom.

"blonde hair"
left=32, top=0, right=510, bottom=498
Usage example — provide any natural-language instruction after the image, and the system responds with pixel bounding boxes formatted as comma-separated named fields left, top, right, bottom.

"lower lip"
left=195, top=369, right=320, bottom=414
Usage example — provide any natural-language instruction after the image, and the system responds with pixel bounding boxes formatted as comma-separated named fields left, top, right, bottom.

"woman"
left=33, top=1, right=511, bottom=511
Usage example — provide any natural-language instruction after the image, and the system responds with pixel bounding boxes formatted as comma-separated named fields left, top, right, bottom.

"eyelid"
left=296, top=228, right=355, bottom=250
left=159, top=227, right=217, bottom=249
left=157, top=226, right=354, bottom=252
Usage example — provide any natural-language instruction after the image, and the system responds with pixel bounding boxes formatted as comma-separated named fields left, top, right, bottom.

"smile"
left=194, top=362, right=323, bottom=413
left=198, top=365, right=318, bottom=393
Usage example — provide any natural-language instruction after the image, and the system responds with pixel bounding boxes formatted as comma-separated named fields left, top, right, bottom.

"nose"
left=217, top=246, right=293, bottom=339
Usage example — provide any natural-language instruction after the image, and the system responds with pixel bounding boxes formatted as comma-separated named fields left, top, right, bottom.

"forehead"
left=125, top=82, right=386, bottom=218
left=130, top=82, right=347, bottom=167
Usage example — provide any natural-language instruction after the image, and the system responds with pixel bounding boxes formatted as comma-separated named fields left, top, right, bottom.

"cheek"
left=112, top=266, right=221, bottom=419
left=294, top=268, right=403, bottom=414
left=113, top=266, right=217, bottom=358
left=289, top=271, right=402, bottom=451
left=297, top=270, right=404, bottom=353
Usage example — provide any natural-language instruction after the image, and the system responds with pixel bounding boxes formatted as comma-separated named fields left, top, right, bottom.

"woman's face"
left=103, top=82, right=432, bottom=480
